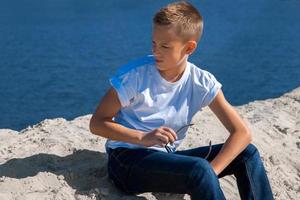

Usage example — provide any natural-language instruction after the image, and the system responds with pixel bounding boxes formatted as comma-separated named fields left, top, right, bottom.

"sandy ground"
left=0, top=87, right=299, bottom=200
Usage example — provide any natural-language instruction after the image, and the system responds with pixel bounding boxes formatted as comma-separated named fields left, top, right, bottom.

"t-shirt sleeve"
left=109, top=70, right=137, bottom=108
left=200, top=71, right=222, bottom=108
left=109, top=55, right=154, bottom=108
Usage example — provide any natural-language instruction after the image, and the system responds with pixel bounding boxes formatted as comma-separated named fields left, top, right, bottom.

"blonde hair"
left=153, top=1, right=203, bottom=42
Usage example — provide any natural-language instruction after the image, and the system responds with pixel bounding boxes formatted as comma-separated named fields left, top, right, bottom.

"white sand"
left=0, top=87, right=299, bottom=200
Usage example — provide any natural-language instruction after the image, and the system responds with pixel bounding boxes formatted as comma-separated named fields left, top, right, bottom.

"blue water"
left=0, top=0, right=299, bottom=131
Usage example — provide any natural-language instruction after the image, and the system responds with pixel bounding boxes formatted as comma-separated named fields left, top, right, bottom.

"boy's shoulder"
left=114, top=55, right=155, bottom=77
left=189, top=61, right=215, bottom=78
left=188, top=62, right=221, bottom=89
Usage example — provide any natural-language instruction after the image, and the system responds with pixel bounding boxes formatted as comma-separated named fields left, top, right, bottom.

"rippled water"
left=0, top=0, right=299, bottom=130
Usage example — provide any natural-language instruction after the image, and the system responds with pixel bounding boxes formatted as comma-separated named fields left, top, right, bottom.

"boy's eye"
left=162, top=45, right=169, bottom=49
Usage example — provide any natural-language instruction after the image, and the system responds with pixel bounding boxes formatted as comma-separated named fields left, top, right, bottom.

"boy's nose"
left=152, top=46, right=161, bottom=57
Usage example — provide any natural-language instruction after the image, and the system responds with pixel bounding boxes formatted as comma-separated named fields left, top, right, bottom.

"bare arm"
left=89, top=87, right=177, bottom=147
left=89, top=87, right=146, bottom=145
left=208, top=90, right=252, bottom=175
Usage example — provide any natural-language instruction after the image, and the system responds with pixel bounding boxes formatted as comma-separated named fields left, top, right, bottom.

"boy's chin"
left=155, top=63, right=166, bottom=70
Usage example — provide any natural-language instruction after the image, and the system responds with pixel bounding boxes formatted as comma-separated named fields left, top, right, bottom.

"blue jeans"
left=107, top=143, right=274, bottom=200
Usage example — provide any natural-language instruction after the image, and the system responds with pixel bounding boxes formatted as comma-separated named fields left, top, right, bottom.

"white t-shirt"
left=105, top=55, right=222, bottom=152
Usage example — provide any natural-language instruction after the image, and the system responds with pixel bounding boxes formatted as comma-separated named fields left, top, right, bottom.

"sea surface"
left=0, top=0, right=299, bottom=131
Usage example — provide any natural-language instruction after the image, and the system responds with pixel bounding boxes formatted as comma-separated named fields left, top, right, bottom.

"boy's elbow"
left=89, top=115, right=98, bottom=135
left=235, top=127, right=252, bottom=144
left=89, top=115, right=108, bottom=138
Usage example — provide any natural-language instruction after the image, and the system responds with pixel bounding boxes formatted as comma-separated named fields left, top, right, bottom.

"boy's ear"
left=185, top=41, right=197, bottom=55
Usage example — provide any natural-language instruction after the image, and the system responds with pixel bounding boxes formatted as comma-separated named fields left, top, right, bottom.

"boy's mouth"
left=155, top=59, right=163, bottom=63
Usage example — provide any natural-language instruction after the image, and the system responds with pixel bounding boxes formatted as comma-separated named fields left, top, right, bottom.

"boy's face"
left=152, top=25, right=193, bottom=71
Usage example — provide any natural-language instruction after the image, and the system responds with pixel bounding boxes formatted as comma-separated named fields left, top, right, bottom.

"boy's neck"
left=158, top=61, right=188, bottom=83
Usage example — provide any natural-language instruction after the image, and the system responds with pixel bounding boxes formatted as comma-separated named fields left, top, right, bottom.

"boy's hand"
left=140, top=126, right=178, bottom=147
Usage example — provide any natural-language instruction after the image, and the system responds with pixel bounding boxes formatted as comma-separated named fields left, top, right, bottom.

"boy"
left=90, top=1, right=273, bottom=199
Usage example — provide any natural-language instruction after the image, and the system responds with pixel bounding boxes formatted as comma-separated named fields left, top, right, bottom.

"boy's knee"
left=187, top=159, right=218, bottom=191
left=241, top=143, right=260, bottom=160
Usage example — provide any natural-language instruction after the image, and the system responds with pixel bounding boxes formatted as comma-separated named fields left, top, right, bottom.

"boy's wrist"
left=210, top=163, right=221, bottom=176
left=134, top=130, right=146, bottom=146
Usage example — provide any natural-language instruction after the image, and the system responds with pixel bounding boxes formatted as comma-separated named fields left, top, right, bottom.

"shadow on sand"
left=0, top=149, right=186, bottom=200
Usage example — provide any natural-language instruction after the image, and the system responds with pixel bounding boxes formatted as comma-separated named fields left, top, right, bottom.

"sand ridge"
left=0, top=87, right=299, bottom=200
